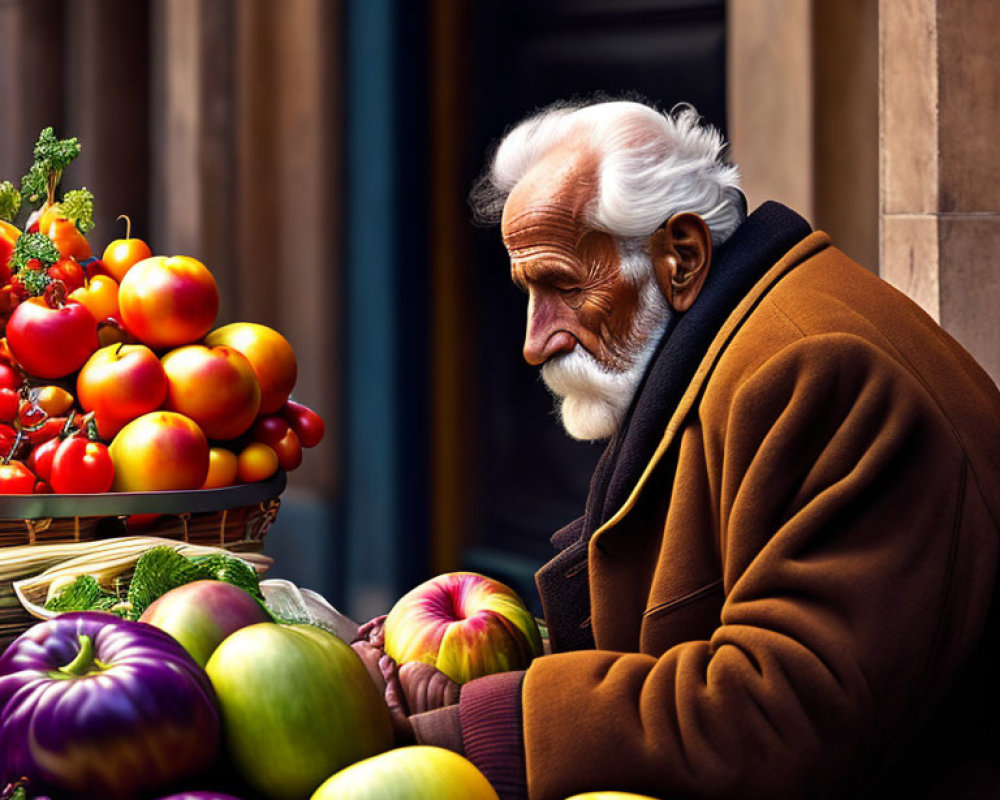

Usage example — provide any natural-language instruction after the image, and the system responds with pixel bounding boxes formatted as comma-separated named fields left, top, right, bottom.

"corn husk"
left=10, top=536, right=272, bottom=623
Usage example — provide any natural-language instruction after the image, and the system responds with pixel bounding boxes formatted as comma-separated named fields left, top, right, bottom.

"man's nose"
left=523, top=292, right=577, bottom=366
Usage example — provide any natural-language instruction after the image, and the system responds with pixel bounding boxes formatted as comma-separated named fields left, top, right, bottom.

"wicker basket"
left=0, top=471, right=286, bottom=650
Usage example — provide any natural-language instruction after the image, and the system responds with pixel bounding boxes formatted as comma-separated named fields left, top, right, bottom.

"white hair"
left=470, top=100, right=745, bottom=280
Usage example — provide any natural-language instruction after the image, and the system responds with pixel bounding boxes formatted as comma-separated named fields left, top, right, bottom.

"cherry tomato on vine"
left=50, top=437, right=114, bottom=494
left=0, top=363, right=21, bottom=392
left=0, top=388, right=18, bottom=423
left=0, top=423, right=17, bottom=456
left=24, top=416, right=67, bottom=445
left=0, top=460, right=37, bottom=494
left=27, top=435, right=63, bottom=482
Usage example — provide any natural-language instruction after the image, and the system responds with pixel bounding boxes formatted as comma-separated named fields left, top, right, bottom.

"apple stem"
left=116, top=214, right=132, bottom=240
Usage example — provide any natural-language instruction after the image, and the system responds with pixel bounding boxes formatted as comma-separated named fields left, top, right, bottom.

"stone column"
left=881, top=0, right=1000, bottom=382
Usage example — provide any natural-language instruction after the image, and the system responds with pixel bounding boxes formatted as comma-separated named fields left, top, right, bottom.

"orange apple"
left=70, top=274, right=120, bottom=324
left=118, top=255, right=219, bottom=349
left=45, top=216, right=92, bottom=261
left=204, top=322, right=297, bottom=414
left=161, top=344, right=261, bottom=440
left=78, top=344, right=169, bottom=439
left=203, top=446, right=239, bottom=489
left=109, top=411, right=209, bottom=491
left=102, top=216, right=153, bottom=282
left=0, top=220, right=20, bottom=284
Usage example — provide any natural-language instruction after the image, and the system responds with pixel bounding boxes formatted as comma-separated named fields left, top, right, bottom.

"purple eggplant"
left=155, top=794, right=244, bottom=800
left=0, top=612, right=220, bottom=800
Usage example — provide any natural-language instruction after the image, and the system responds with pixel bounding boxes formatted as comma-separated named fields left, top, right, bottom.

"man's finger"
left=350, top=641, right=386, bottom=694
left=399, top=661, right=460, bottom=714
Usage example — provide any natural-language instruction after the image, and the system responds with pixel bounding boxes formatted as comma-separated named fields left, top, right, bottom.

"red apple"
left=205, top=322, right=297, bottom=414
left=6, top=296, right=98, bottom=379
left=139, top=580, right=272, bottom=667
left=78, top=343, right=168, bottom=439
left=383, top=572, right=543, bottom=685
left=109, top=411, right=209, bottom=492
left=118, top=255, right=219, bottom=349
left=161, top=345, right=261, bottom=440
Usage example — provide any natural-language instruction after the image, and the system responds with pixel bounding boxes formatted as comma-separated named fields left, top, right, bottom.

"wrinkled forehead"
left=500, top=145, right=599, bottom=250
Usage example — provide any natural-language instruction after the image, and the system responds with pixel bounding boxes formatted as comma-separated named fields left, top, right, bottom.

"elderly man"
left=356, top=100, right=1000, bottom=799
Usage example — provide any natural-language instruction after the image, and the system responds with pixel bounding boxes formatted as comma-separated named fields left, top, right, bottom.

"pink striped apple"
left=383, top=572, right=543, bottom=684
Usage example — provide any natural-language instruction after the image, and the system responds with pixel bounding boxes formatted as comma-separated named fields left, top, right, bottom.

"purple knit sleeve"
left=459, top=670, right=528, bottom=800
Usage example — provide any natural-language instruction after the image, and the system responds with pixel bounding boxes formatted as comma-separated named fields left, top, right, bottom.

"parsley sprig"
left=20, top=127, right=81, bottom=208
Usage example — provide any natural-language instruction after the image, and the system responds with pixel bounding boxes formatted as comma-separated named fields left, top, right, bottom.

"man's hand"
left=351, top=615, right=460, bottom=743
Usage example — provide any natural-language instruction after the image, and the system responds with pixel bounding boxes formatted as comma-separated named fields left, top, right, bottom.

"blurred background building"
left=1, top=0, right=996, bottom=620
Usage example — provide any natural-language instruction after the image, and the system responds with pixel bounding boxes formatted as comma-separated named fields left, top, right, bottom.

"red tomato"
left=0, top=423, right=17, bottom=458
left=48, top=257, right=86, bottom=293
left=0, top=388, right=18, bottom=422
left=280, top=400, right=325, bottom=448
left=251, top=416, right=302, bottom=471
left=50, top=437, right=114, bottom=494
left=27, top=435, right=63, bottom=482
left=33, top=479, right=53, bottom=494
left=6, top=297, right=99, bottom=379
left=0, top=460, right=36, bottom=494
left=0, top=363, right=22, bottom=391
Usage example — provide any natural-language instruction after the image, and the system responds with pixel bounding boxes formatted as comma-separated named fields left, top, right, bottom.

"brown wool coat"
left=522, top=232, right=1000, bottom=799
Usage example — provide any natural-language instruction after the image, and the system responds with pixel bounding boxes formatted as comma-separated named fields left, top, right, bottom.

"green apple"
left=206, top=622, right=393, bottom=800
left=310, top=745, right=499, bottom=800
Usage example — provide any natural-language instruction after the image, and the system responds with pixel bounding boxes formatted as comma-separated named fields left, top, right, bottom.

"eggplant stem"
left=59, top=634, right=96, bottom=676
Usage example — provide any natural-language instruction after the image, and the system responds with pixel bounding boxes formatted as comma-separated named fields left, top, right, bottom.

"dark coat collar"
left=559, top=200, right=813, bottom=549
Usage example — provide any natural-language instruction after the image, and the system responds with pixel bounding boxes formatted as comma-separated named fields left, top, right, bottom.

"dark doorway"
left=430, top=0, right=728, bottom=611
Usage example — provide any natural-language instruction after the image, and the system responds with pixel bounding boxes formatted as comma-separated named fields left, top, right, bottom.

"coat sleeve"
left=521, top=333, right=993, bottom=800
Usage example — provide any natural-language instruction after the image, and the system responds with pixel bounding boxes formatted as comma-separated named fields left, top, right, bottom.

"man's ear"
left=648, top=213, right=712, bottom=312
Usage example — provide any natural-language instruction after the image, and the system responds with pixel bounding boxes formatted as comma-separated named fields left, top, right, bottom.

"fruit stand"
left=0, top=128, right=542, bottom=800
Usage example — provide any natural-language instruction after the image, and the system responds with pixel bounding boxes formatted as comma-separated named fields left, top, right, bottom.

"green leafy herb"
left=126, top=546, right=204, bottom=619
left=42, top=546, right=264, bottom=620
left=44, top=574, right=116, bottom=613
left=61, top=187, right=95, bottom=233
left=190, top=553, right=263, bottom=600
left=20, top=127, right=82, bottom=208
left=0, top=181, right=21, bottom=223
left=9, top=232, right=60, bottom=273
left=17, top=265, right=52, bottom=296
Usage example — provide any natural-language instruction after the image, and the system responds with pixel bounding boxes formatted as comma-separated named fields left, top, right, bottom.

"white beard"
left=540, top=270, right=670, bottom=441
